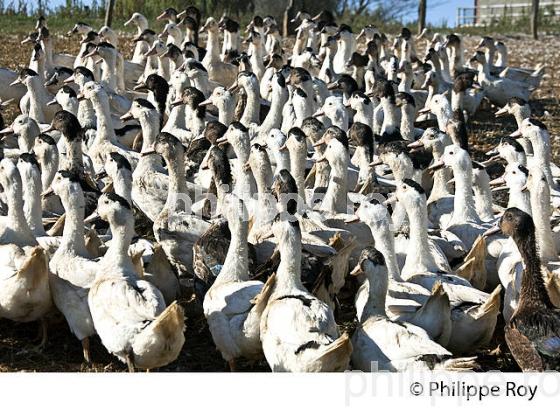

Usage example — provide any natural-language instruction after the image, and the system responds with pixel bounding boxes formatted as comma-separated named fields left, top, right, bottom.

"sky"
left=38, top=0, right=475, bottom=28
left=425, top=0, right=474, bottom=26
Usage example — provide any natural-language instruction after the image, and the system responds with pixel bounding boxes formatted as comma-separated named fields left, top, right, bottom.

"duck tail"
left=133, top=301, right=185, bottom=369
left=456, top=235, right=487, bottom=289
left=315, top=332, right=353, bottom=371
left=472, top=284, right=502, bottom=320
left=415, top=281, right=452, bottom=345
left=18, top=246, right=49, bottom=286
left=436, top=356, right=479, bottom=371
left=250, top=272, right=276, bottom=315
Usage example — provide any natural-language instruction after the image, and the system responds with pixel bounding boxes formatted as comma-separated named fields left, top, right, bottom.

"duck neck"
left=429, top=167, right=452, bottom=202
left=21, top=171, right=46, bottom=237
left=530, top=182, right=558, bottom=263
left=368, top=221, right=403, bottom=282
left=218, top=98, right=235, bottom=126
left=27, top=78, right=46, bottom=123
left=164, top=155, right=188, bottom=212
left=114, top=170, right=133, bottom=204
left=39, top=149, right=59, bottom=191
left=451, top=162, right=480, bottom=224
left=400, top=107, right=415, bottom=141
left=214, top=220, right=250, bottom=284
left=322, top=155, right=349, bottom=214
left=91, top=94, right=117, bottom=143
left=515, top=229, right=555, bottom=311
left=64, top=135, right=85, bottom=175
left=5, top=176, right=36, bottom=245
left=472, top=173, right=495, bottom=221
left=436, top=106, right=452, bottom=131
left=205, top=30, right=220, bottom=64
left=241, top=85, right=260, bottom=126
left=402, top=200, right=438, bottom=277
left=61, top=194, right=87, bottom=255
left=261, top=88, right=288, bottom=131
left=274, top=224, right=305, bottom=294
left=103, top=217, right=135, bottom=272
left=529, top=134, right=554, bottom=188
left=351, top=146, right=372, bottom=185
left=19, top=129, right=36, bottom=153
left=78, top=99, right=96, bottom=129
left=451, top=90, right=464, bottom=112
left=508, top=185, right=531, bottom=216
left=361, top=268, right=388, bottom=319
left=289, top=147, right=307, bottom=197
left=381, top=98, right=398, bottom=131
left=398, top=74, right=413, bottom=92
left=100, top=57, right=118, bottom=90
left=139, top=112, right=161, bottom=152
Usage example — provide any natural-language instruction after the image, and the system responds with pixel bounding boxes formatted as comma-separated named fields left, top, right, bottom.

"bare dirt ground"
left=0, top=32, right=558, bottom=372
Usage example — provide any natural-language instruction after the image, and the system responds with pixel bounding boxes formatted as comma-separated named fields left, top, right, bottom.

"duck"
left=124, top=12, right=150, bottom=65
left=203, top=194, right=273, bottom=370
left=152, top=132, right=210, bottom=278
left=469, top=51, right=531, bottom=108
left=44, top=170, right=97, bottom=363
left=199, top=17, right=237, bottom=88
left=88, top=192, right=185, bottom=371
left=350, top=247, right=477, bottom=371
left=0, top=157, right=52, bottom=348
left=260, top=216, right=352, bottom=372
left=11, top=68, right=58, bottom=124
left=496, top=208, right=560, bottom=371
left=120, top=99, right=168, bottom=221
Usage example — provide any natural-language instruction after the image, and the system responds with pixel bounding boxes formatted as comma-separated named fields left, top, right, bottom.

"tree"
left=531, top=0, right=539, bottom=40
left=418, top=0, right=426, bottom=34
left=105, top=0, right=115, bottom=27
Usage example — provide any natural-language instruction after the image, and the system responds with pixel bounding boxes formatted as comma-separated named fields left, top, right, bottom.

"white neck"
left=450, top=161, right=481, bottom=224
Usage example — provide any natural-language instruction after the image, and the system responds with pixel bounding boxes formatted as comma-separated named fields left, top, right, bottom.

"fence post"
left=531, top=0, right=539, bottom=39
left=418, top=0, right=426, bottom=34
left=105, top=0, right=115, bottom=27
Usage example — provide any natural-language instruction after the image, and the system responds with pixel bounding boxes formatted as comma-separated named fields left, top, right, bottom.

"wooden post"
left=418, top=0, right=427, bottom=34
left=105, top=0, right=115, bottom=27
left=531, top=0, right=539, bottom=39
left=283, top=0, right=294, bottom=37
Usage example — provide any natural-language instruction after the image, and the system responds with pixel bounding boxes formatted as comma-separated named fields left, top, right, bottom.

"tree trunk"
left=418, top=0, right=427, bottom=34
left=104, top=0, right=115, bottom=27
left=283, top=0, right=294, bottom=37
left=531, top=0, right=539, bottom=40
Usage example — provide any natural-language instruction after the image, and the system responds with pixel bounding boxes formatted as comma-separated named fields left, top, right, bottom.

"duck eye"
left=449, top=151, right=454, bottom=155
left=104, top=200, right=109, bottom=205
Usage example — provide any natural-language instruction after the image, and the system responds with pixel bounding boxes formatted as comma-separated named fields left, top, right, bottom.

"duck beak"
left=315, top=155, right=328, bottom=163
left=9, top=78, right=22, bottom=87
left=84, top=210, right=101, bottom=224
left=327, top=82, right=338, bottom=90
left=0, top=99, right=13, bottom=108
left=198, top=99, right=212, bottom=107
left=349, top=263, right=363, bottom=276
left=170, top=99, right=184, bottom=108
left=42, top=124, right=55, bottom=133
left=483, top=225, right=501, bottom=238
left=494, top=106, right=508, bottom=117
left=383, top=195, right=397, bottom=206
left=344, top=215, right=360, bottom=224
left=313, top=110, right=325, bottom=118
left=242, top=161, right=251, bottom=172
left=228, top=82, right=239, bottom=92
left=312, top=137, right=326, bottom=148
left=76, top=92, right=85, bottom=101
left=141, top=150, right=156, bottom=157
left=447, top=178, right=455, bottom=185
left=369, top=159, right=383, bottom=167
left=177, top=10, right=186, bottom=19
left=120, top=112, right=134, bottom=121
left=144, top=47, right=158, bottom=57
left=156, top=11, right=168, bottom=21
left=63, top=74, right=75, bottom=84
left=46, top=99, right=59, bottom=107
left=489, top=176, right=505, bottom=187
left=428, top=160, right=445, bottom=172
left=133, top=83, right=148, bottom=92
left=509, top=129, right=522, bottom=138
left=417, top=106, right=431, bottom=115
left=41, top=187, right=55, bottom=199
left=216, top=136, right=228, bottom=146
left=407, top=140, right=424, bottom=149
left=95, top=170, right=108, bottom=181
left=279, top=144, right=288, bottom=152
left=124, top=17, right=134, bottom=26
left=0, top=126, right=14, bottom=136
